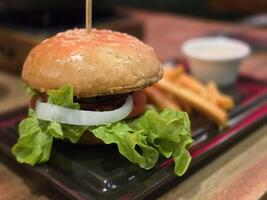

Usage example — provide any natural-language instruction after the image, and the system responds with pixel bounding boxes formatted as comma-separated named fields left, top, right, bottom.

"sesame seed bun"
left=22, top=28, right=163, bottom=97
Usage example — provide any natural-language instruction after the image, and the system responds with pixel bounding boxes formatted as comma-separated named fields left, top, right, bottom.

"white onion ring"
left=35, top=95, right=133, bottom=126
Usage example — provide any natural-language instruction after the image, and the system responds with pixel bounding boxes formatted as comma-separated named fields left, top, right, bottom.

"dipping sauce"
left=182, top=37, right=251, bottom=85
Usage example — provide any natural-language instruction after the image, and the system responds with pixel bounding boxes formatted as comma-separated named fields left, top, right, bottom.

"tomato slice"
left=30, top=94, right=47, bottom=109
left=128, top=91, right=147, bottom=118
left=30, top=97, right=37, bottom=109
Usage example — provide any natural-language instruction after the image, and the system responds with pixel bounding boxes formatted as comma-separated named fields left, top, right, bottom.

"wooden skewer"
left=86, top=0, right=92, bottom=33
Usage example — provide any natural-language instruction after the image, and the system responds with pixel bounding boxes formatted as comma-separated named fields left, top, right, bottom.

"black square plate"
left=0, top=76, right=266, bottom=200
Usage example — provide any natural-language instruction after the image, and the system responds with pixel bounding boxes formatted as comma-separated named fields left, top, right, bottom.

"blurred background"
left=1, top=0, right=267, bottom=113
left=0, top=0, right=267, bottom=74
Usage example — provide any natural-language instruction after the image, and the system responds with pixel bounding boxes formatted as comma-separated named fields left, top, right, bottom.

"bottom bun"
left=78, top=130, right=103, bottom=144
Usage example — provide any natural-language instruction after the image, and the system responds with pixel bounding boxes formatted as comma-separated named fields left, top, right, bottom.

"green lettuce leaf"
left=23, top=83, right=40, bottom=97
left=89, top=123, right=159, bottom=169
left=12, top=109, right=53, bottom=165
left=47, top=85, right=80, bottom=109
left=12, top=108, right=85, bottom=165
left=130, top=109, right=193, bottom=175
left=12, top=85, right=86, bottom=165
left=62, top=124, right=87, bottom=143
left=90, top=109, right=193, bottom=175
left=46, top=85, right=86, bottom=143
left=13, top=85, right=193, bottom=176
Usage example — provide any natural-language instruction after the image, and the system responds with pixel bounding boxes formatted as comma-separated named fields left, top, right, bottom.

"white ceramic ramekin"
left=182, top=37, right=251, bottom=86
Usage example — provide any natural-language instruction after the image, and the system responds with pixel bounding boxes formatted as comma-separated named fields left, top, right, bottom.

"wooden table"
left=161, top=125, right=267, bottom=200
left=0, top=11, right=267, bottom=200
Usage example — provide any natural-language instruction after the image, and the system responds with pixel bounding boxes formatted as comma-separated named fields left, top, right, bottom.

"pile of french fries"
left=144, top=65, right=234, bottom=126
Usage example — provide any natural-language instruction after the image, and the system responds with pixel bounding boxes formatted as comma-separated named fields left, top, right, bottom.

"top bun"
left=22, top=29, right=162, bottom=97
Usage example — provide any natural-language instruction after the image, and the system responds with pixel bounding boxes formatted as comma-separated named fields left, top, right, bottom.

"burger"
left=12, top=29, right=193, bottom=176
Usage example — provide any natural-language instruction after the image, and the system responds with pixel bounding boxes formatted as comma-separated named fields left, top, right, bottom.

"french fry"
left=206, top=82, right=220, bottom=107
left=156, top=79, right=228, bottom=126
left=176, top=74, right=207, bottom=98
left=164, top=92, right=193, bottom=114
left=143, top=87, right=181, bottom=111
left=218, top=96, right=234, bottom=110
left=163, top=66, right=184, bottom=80
left=207, top=82, right=234, bottom=110
left=165, top=93, right=191, bottom=113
